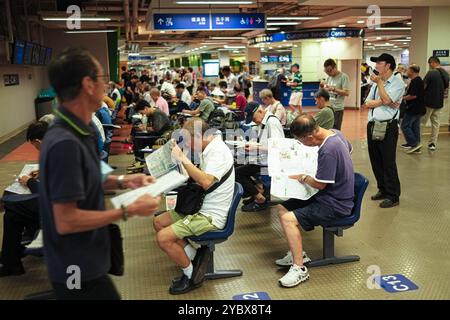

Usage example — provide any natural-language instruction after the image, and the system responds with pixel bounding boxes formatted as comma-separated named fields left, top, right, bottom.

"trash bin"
left=35, top=96, right=55, bottom=121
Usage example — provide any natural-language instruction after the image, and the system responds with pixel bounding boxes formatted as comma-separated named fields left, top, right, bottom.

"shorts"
left=281, top=197, right=346, bottom=231
left=169, top=210, right=218, bottom=239
left=289, top=91, right=303, bottom=106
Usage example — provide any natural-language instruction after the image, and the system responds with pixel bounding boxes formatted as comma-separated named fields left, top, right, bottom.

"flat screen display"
left=13, top=40, right=25, bottom=64
left=31, top=44, right=41, bottom=65
left=45, top=47, right=53, bottom=65
left=24, top=42, right=33, bottom=65
left=203, top=60, right=220, bottom=77
left=278, top=55, right=291, bottom=62
left=39, top=46, right=46, bottom=65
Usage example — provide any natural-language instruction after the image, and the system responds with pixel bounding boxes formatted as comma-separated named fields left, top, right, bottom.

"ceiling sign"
left=153, top=13, right=265, bottom=31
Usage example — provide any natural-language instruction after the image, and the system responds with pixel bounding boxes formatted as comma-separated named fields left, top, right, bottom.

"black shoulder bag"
left=175, top=166, right=234, bottom=215
left=50, top=118, right=124, bottom=276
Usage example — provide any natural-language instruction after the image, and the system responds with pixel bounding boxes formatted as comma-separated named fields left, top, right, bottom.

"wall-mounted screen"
left=39, top=46, right=47, bottom=65
left=31, top=44, right=40, bottom=65
left=23, top=42, right=33, bottom=65
left=13, top=40, right=25, bottom=64
left=203, top=59, right=220, bottom=77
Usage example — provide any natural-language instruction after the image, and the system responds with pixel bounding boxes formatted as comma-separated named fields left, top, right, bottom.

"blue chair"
left=307, top=173, right=369, bottom=267
left=188, top=182, right=244, bottom=280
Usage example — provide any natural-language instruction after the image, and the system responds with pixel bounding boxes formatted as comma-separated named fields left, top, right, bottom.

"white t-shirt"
left=143, top=91, right=152, bottom=104
left=199, top=134, right=235, bottom=229
left=92, top=114, right=105, bottom=144
left=256, top=111, right=285, bottom=165
left=226, top=74, right=238, bottom=97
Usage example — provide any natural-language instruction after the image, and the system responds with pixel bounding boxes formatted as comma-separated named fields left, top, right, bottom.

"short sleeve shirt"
left=291, top=72, right=303, bottom=92
left=314, top=106, right=335, bottom=129
left=314, top=130, right=354, bottom=215
left=198, top=98, right=215, bottom=121
left=39, top=107, right=110, bottom=284
left=326, top=72, right=350, bottom=111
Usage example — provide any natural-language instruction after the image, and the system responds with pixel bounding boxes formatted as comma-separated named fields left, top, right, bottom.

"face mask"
left=100, top=160, right=114, bottom=183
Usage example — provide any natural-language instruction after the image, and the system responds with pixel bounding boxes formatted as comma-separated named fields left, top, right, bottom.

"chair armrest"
left=102, top=124, right=121, bottom=129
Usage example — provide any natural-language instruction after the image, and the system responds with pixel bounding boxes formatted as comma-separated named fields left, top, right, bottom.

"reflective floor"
left=0, top=109, right=449, bottom=300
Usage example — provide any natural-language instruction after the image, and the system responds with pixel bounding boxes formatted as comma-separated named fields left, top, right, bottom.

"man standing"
left=422, top=56, right=449, bottom=151
left=364, top=53, right=405, bottom=208
left=401, top=64, right=426, bottom=154
left=320, top=59, right=350, bottom=130
left=41, top=48, right=161, bottom=299
left=287, top=63, right=303, bottom=114
left=222, top=66, right=238, bottom=105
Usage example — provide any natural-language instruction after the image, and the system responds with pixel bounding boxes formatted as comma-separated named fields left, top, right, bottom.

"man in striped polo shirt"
left=287, top=63, right=303, bottom=114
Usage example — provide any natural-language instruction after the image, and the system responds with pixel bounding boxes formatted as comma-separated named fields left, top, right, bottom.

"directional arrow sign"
left=153, top=14, right=211, bottom=30
left=211, top=13, right=265, bottom=30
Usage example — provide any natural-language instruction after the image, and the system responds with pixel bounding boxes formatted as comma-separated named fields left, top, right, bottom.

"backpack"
left=224, top=111, right=240, bottom=130
left=208, top=108, right=226, bottom=129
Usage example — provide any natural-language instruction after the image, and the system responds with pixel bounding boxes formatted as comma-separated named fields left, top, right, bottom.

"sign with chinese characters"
left=153, top=13, right=265, bottom=31
left=153, top=14, right=210, bottom=30
left=3, top=74, right=20, bottom=86
left=375, top=274, right=419, bottom=293
left=250, top=28, right=364, bottom=45
left=432, top=50, right=449, bottom=58
left=211, top=13, right=265, bottom=30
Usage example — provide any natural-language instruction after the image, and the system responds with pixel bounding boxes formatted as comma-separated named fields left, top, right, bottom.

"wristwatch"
left=300, top=175, right=308, bottom=183
left=121, top=205, right=128, bottom=221
left=117, top=175, right=126, bottom=190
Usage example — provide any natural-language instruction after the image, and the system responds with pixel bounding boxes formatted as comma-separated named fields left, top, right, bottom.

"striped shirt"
left=291, top=72, right=303, bottom=92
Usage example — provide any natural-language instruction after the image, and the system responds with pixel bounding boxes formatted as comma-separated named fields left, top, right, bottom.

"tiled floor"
left=0, top=109, right=449, bottom=300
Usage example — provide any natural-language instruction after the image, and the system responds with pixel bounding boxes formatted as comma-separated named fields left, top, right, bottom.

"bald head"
left=290, top=114, right=318, bottom=139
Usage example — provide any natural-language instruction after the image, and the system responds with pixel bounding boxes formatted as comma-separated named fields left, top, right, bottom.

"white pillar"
left=219, top=51, right=230, bottom=67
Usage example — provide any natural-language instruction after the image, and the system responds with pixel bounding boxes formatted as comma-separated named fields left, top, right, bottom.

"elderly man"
left=364, top=53, right=405, bottom=208
left=235, top=104, right=285, bottom=212
left=153, top=118, right=235, bottom=294
left=276, top=114, right=354, bottom=288
left=313, top=89, right=335, bottom=130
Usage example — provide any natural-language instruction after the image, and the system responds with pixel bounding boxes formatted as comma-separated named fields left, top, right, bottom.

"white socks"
left=184, top=243, right=197, bottom=261
left=182, top=263, right=193, bottom=279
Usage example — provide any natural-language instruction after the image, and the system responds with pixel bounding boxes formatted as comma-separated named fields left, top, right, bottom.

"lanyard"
left=53, top=108, right=91, bottom=136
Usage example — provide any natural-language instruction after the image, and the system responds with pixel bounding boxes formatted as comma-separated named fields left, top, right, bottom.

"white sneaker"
left=275, top=250, right=311, bottom=267
left=26, top=230, right=43, bottom=249
left=279, top=264, right=310, bottom=288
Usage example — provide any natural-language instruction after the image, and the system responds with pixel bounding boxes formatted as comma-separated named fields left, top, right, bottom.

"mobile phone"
left=369, top=68, right=379, bottom=76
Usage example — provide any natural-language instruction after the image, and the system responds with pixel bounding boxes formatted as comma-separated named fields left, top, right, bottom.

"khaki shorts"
left=169, top=210, right=218, bottom=239
left=289, top=91, right=303, bottom=106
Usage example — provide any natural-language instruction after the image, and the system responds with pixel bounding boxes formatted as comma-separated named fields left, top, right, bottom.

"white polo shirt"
left=199, top=134, right=235, bottom=229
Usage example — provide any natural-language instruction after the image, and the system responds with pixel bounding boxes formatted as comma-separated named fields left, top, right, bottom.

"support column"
left=219, top=51, right=230, bottom=67
left=410, top=6, right=450, bottom=130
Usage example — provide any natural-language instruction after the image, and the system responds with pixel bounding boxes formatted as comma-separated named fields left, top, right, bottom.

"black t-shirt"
left=121, top=71, right=130, bottom=84
left=39, top=107, right=110, bottom=284
left=405, top=76, right=425, bottom=115
left=424, top=68, right=449, bottom=108
left=140, top=74, right=150, bottom=83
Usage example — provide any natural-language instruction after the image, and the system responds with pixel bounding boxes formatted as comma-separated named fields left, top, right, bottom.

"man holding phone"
left=363, top=53, right=405, bottom=209
left=320, top=59, right=350, bottom=130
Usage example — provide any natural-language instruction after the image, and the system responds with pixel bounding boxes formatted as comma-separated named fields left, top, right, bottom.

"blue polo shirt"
left=39, top=106, right=110, bottom=284
left=366, top=74, right=405, bottom=122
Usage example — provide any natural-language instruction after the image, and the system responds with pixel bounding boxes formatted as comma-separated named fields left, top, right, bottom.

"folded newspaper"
left=267, top=138, right=319, bottom=200
left=110, top=141, right=188, bottom=209
left=5, top=164, right=39, bottom=195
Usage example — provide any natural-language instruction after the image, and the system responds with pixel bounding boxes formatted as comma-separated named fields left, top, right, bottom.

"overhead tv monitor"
left=23, top=42, right=33, bottom=65
left=13, top=40, right=25, bottom=64
left=31, top=44, right=41, bottom=65
left=268, top=55, right=278, bottom=63
left=39, top=46, right=47, bottom=65
left=278, top=55, right=291, bottom=63
left=260, top=55, right=269, bottom=63
left=45, top=47, right=53, bottom=65
left=203, top=59, right=220, bottom=77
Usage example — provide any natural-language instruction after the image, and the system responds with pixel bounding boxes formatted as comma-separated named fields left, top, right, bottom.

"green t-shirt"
left=198, top=98, right=215, bottom=122
left=292, top=71, right=303, bottom=92
left=326, top=72, right=350, bottom=111
left=314, top=106, right=335, bottom=130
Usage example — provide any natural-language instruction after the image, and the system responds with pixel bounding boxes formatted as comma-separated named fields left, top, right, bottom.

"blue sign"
left=154, top=14, right=210, bottom=30
left=250, top=28, right=364, bottom=45
left=211, top=13, right=265, bottom=30
left=233, top=292, right=271, bottom=300
left=375, top=274, right=419, bottom=293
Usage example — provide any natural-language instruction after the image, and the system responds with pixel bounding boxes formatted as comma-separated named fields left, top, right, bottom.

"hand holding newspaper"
left=5, top=164, right=39, bottom=195
left=111, top=140, right=188, bottom=209
left=268, top=138, right=319, bottom=200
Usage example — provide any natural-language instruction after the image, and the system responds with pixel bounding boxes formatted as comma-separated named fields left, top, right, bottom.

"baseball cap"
left=370, top=53, right=396, bottom=70
left=244, top=102, right=260, bottom=124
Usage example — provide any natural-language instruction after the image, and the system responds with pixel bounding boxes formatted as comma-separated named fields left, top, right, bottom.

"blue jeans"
left=401, top=113, right=421, bottom=147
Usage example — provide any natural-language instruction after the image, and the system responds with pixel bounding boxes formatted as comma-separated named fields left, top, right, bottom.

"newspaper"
left=268, top=138, right=319, bottom=200
left=5, top=164, right=39, bottom=195
left=145, top=141, right=180, bottom=178
left=110, top=170, right=188, bottom=209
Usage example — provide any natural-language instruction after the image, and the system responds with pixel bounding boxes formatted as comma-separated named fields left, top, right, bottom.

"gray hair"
left=259, top=88, right=273, bottom=100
